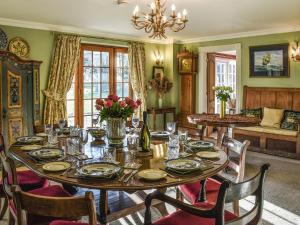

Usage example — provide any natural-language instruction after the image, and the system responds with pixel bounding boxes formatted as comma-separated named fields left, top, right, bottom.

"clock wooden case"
left=177, top=48, right=199, bottom=133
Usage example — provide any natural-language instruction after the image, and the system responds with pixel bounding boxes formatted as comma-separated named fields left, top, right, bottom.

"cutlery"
left=124, top=170, right=138, bottom=183
left=118, top=169, right=132, bottom=182
left=159, top=168, right=177, bottom=178
left=60, top=161, right=77, bottom=176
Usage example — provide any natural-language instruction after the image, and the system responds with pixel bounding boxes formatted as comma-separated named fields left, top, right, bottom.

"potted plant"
left=212, top=86, right=233, bottom=118
left=95, top=95, right=141, bottom=146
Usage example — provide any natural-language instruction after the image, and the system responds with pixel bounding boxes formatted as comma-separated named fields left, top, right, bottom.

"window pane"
left=116, top=53, right=123, bottom=67
left=84, top=116, right=92, bottom=128
left=93, top=51, right=100, bottom=67
left=84, top=100, right=92, bottom=115
left=102, top=83, right=109, bottom=97
left=67, top=83, right=75, bottom=100
left=117, top=83, right=122, bottom=97
left=93, top=68, right=101, bottom=82
left=123, top=83, right=129, bottom=97
left=84, top=67, right=92, bottom=82
left=123, top=68, right=129, bottom=82
left=124, top=54, right=128, bottom=67
left=84, top=83, right=92, bottom=99
left=93, top=83, right=101, bottom=98
left=67, top=100, right=75, bottom=117
left=102, top=68, right=109, bottom=82
left=116, top=68, right=123, bottom=82
left=101, top=52, right=109, bottom=67
left=84, top=51, right=92, bottom=66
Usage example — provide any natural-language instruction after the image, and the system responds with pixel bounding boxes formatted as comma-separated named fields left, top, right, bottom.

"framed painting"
left=249, top=43, right=289, bottom=77
left=152, top=66, right=164, bottom=79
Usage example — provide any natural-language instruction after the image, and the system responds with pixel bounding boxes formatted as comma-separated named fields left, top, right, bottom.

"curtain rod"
left=51, top=31, right=144, bottom=44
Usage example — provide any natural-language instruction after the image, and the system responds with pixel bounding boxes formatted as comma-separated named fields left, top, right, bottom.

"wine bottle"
left=140, top=111, right=150, bottom=152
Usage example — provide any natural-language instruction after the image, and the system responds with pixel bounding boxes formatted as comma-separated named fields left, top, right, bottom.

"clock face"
left=181, top=58, right=192, bottom=72
left=9, top=37, right=30, bottom=58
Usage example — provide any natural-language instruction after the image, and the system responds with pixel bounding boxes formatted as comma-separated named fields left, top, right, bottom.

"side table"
left=147, top=107, right=176, bottom=130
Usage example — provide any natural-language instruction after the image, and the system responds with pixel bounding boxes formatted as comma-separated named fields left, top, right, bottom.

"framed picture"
left=152, top=66, right=164, bottom=79
left=249, top=43, right=289, bottom=77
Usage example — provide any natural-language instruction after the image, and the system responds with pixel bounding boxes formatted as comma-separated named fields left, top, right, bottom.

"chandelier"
left=131, top=0, right=188, bottom=39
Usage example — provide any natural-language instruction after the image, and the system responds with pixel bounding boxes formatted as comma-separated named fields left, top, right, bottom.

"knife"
left=124, top=170, right=138, bottom=183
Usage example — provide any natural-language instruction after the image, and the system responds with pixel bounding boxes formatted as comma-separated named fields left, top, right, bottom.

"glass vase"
left=158, top=96, right=163, bottom=108
left=106, top=117, right=126, bottom=147
left=220, top=100, right=226, bottom=119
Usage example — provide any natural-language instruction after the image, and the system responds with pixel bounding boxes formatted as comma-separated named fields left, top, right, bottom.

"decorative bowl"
left=88, top=128, right=106, bottom=140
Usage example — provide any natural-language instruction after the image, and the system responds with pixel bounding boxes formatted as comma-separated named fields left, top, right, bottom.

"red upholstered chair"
left=0, top=133, right=49, bottom=219
left=11, top=186, right=99, bottom=225
left=0, top=152, right=71, bottom=225
left=178, top=138, right=250, bottom=216
left=144, top=164, right=270, bottom=225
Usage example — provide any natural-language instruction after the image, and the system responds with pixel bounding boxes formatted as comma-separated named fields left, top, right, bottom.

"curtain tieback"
left=43, top=90, right=66, bottom=101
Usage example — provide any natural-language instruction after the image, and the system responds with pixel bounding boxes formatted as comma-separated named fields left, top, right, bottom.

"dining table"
left=9, top=134, right=229, bottom=224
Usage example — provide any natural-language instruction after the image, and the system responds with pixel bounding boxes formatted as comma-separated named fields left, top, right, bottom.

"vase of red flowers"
left=95, top=95, right=141, bottom=146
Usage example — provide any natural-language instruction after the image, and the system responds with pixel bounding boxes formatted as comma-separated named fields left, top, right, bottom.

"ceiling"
left=0, top=0, right=300, bottom=43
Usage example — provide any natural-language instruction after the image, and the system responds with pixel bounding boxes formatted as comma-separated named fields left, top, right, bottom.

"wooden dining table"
left=9, top=136, right=229, bottom=224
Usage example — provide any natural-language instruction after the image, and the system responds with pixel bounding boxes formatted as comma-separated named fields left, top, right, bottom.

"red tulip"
left=111, top=95, right=120, bottom=102
left=120, top=101, right=126, bottom=108
left=136, top=99, right=142, bottom=106
left=125, top=97, right=132, bottom=105
left=96, top=98, right=104, bottom=106
left=95, top=104, right=102, bottom=110
left=107, top=95, right=114, bottom=100
left=105, top=100, right=113, bottom=108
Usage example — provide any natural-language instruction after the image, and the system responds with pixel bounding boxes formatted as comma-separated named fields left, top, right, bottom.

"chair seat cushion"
left=9, top=185, right=71, bottom=225
left=236, top=126, right=297, bottom=137
left=179, top=178, right=221, bottom=204
left=50, top=221, right=102, bottom=225
left=154, top=202, right=237, bottom=225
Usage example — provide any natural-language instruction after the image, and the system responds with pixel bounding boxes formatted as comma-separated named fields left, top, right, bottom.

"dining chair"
left=11, top=185, right=99, bottom=225
left=0, top=152, right=71, bottom=225
left=144, top=163, right=270, bottom=225
left=178, top=138, right=250, bottom=216
left=0, top=133, right=49, bottom=220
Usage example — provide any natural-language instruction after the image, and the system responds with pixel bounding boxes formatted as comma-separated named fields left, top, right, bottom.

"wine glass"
left=132, top=114, right=140, bottom=129
left=127, top=134, right=138, bottom=167
left=103, top=147, right=116, bottom=163
left=58, top=119, right=66, bottom=132
left=92, top=115, right=99, bottom=127
left=166, top=122, right=176, bottom=134
left=44, top=124, right=53, bottom=135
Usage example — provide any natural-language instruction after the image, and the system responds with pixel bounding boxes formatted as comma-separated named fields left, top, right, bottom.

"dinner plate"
left=150, top=131, right=171, bottom=137
left=42, top=162, right=70, bottom=172
left=30, top=148, right=63, bottom=159
left=138, top=169, right=167, bottom=181
left=165, top=159, right=201, bottom=172
left=196, top=151, right=220, bottom=159
left=16, top=136, right=44, bottom=144
left=36, top=133, right=48, bottom=137
left=20, top=145, right=42, bottom=151
left=184, top=140, right=214, bottom=149
left=77, top=162, right=121, bottom=178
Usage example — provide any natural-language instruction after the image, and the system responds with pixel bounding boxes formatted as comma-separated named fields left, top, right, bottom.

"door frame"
left=197, top=43, right=242, bottom=114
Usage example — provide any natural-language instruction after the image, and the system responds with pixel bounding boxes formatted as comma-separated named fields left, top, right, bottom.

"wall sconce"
left=292, top=41, right=300, bottom=62
left=153, top=50, right=163, bottom=65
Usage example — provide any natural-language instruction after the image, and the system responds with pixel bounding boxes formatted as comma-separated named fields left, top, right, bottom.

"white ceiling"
left=0, top=0, right=300, bottom=43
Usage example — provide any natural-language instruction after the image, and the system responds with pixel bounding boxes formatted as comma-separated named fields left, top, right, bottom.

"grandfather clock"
left=0, top=51, right=41, bottom=146
left=177, top=48, right=199, bottom=132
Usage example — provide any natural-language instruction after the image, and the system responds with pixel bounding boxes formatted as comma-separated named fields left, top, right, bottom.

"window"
left=66, top=44, right=130, bottom=128
left=66, top=76, right=76, bottom=126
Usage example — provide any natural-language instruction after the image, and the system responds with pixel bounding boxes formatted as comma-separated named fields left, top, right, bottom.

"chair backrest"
left=223, top=137, right=250, bottom=183
left=12, top=185, right=97, bottom=225
left=214, top=164, right=270, bottom=225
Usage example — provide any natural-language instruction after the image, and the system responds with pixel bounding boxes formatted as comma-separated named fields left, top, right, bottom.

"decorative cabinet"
left=177, top=49, right=198, bottom=130
left=0, top=51, right=41, bottom=146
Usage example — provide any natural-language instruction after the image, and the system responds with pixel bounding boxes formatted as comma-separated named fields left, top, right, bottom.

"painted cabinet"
left=0, top=51, right=42, bottom=146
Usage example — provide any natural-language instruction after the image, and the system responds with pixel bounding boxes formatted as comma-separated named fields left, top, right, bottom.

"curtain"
left=128, top=42, right=147, bottom=117
left=43, top=34, right=81, bottom=125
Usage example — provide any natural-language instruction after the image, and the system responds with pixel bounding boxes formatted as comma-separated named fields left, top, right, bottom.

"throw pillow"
left=241, top=108, right=262, bottom=119
left=260, top=107, right=284, bottom=128
left=281, top=110, right=300, bottom=131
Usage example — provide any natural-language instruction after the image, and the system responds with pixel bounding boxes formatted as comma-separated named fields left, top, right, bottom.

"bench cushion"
left=236, top=126, right=297, bottom=137
left=260, top=107, right=284, bottom=128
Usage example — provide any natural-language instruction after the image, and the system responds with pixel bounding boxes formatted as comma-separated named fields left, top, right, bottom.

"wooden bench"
left=233, top=86, right=300, bottom=156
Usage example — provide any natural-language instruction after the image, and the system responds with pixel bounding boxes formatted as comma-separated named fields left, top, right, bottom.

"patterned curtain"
left=43, top=34, right=81, bottom=125
left=128, top=42, right=147, bottom=117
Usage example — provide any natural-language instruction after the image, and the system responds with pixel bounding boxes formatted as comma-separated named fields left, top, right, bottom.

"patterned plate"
left=184, top=140, right=214, bottom=149
left=138, top=169, right=167, bottom=181
left=150, top=131, right=171, bottom=137
left=0, top=28, right=8, bottom=50
left=42, top=162, right=70, bottom=172
left=196, top=151, right=220, bottom=159
left=77, top=162, right=121, bottom=178
left=165, top=159, right=201, bottom=172
left=16, top=136, right=44, bottom=144
left=20, top=145, right=42, bottom=151
left=36, top=133, right=48, bottom=137
left=30, top=148, right=63, bottom=159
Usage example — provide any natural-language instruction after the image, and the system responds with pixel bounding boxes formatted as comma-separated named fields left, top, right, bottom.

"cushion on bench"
left=235, top=126, right=297, bottom=137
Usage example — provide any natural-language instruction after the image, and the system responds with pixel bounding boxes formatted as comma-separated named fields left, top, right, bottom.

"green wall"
left=182, top=31, right=300, bottom=88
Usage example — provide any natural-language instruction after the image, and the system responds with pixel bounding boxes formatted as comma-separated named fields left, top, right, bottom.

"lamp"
left=292, top=41, right=300, bottom=62
left=154, top=50, right=163, bottom=65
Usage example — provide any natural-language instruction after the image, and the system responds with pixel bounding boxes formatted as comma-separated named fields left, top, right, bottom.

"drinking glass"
left=132, top=114, right=140, bottom=129
left=166, top=122, right=176, bottom=134
left=79, top=129, right=89, bottom=145
left=168, top=135, right=180, bottom=160
left=58, top=119, right=66, bottom=131
left=103, top=147, right=116, bottom=163
left=44, top=124, right=53, bottom=135
left=127, top=134, right=138, bottom=166
left=92, top=115, right=99, bottom=127
left=178, top=129, right=188, bottom=144
left=48, top=129, right=58, bottom=146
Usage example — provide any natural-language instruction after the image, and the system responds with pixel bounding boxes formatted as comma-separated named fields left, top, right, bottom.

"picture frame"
left=152, top=66, right=164, bottom=78
left=249, top=43, right=289, bottom=77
